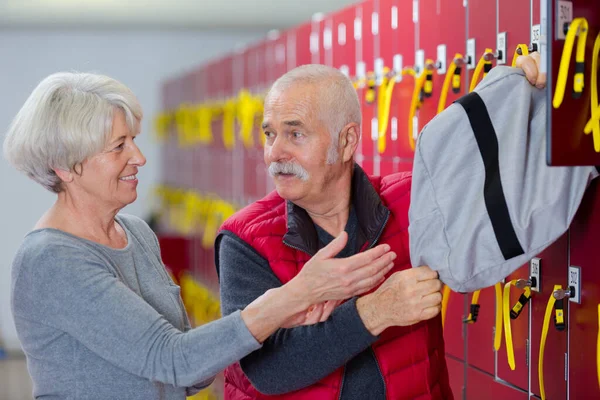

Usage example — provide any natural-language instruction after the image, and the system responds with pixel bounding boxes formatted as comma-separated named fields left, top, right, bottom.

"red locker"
left=444, top=292, right=466, bottom=362
left=295, top=22, right=313, bottom=67
left=529, top=234, right=569, bottom=399
left=266, top=31, right=288, bottom=84
left=465, top=284, right=498, bottom=377
left=331, top=5, right=357, bottom=77
left=498, top=0, right=531, bottom=68
left=467, top=0, right=498, bottom=88
left=378, top=0, right=417, bottom=165
left=417, top=0, right=466, bottom=142
left=547, top=0, right=600, bottom=165
left=568, top=181, right=600, bottom=399
left=466, top=366, right=528, bottom=400
left=446, top=356, right=465, bottom=400
left=311, top=15, right=326, bottom=65
left=356, top=0, right=377, bottom=172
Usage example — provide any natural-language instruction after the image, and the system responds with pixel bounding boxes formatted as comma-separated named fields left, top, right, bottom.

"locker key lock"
left=516, top=43, right=539, bottom=56
left=483, top=50, right=503, bottom=62
left=454, top=56, right=472, bottom=68
left=553, top=286, right=576, bottom=300
left=515, top=277, right=536, bottom=290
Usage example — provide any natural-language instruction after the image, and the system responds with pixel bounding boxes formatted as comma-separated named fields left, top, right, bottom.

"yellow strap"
left=237, top=90, right=257, bottom=148
left=377, top=68, right=395, bottom=154
left=222, top=99, right=237, bottom=150
left=441, top=285, right=451, bottom=329
left=503, top=280, right=517, bottom=370
left=494, top=282, right=503, bottom=351
left=583, top=33, right=600, bottom=152
left=408, top=70, right=427, bottom=150
left=540, top=285, right=562, bottom=400
left=197, top=106, right=214, bottom=145
left=470, top=48, right=494, bottom=93
left=437, top=54, right=463, bottom=114
left=511, top=44, right=530, bottom=67
left=553, top=18, right=589, bottom=109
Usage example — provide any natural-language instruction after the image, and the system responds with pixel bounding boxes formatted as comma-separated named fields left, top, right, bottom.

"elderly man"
left=217, top=56, right=545, bottom=399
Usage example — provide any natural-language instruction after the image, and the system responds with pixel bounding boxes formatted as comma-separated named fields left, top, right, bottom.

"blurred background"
left=2, top=0, right=600, bottom=399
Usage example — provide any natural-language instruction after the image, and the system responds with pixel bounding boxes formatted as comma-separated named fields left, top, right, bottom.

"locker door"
left=331, top=5, right=357, bottom=77
left=494, top=264, right=531, bottom=391
left=547, top=0, right=600, bottom=165
left=568, top=181, right=600, bottom=399
left=529, top=235, right=569, bottom=399
left=498, top=0, right=531, bottom=68
left=295, top=22, right=313, bottom=67
left=467, top=0, right=497, bottom=89
left=356, top=0, right=377, bottom=174
left=378, top=0, right=416, bottom=169
left=417, top=0, right=466, bottom=142
left=466, top=366, right=528, bottom=400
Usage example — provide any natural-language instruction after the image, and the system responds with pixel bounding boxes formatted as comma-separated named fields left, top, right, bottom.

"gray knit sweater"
left=10, top=213, right=260, bottom=400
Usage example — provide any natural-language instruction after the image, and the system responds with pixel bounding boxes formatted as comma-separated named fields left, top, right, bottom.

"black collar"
left=282, top=163, right=390, bottom=256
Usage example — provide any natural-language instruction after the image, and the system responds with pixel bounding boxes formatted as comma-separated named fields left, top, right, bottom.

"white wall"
left=0, top=28, right=263, bottom=352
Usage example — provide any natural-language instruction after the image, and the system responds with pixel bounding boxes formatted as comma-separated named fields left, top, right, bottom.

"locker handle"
left=539, top=285, right=564, bottom=400
left=494, top=282, right=503, bottom=351
left=553, top=17, right=589, bottom=109
left=503, top=279, right=534, bottom=370
left=437, top=53, right=464, bottom=114
left=511, top=44, right=530, bottom=67
left=407, top=62, right=434, bottom=150
left=583, top=32, right=600, bottom=152
left=469, top=48, right=494, bottom=93
left=463, top=289, right=481, bottom=323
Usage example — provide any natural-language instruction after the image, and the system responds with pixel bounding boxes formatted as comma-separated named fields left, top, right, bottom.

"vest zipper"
left=371, top=347, right=387, bottom=398
left=337, top=366, right=346, bottom=400
left=367, top=211, right=391, bottom=250
left=282, top=239, right=312, bottom=256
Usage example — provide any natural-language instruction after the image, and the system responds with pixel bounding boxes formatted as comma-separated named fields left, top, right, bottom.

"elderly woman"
left=3, top=72, right=396, bottom=399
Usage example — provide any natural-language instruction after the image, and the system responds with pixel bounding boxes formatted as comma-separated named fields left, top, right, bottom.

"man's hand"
left=356, top=266, right=443, bottom=336
left=515, top=51, right=547, bottom=89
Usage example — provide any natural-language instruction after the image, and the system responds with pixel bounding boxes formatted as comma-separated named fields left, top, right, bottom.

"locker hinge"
left=525, top=339, right=529, bottom=367
left=565, top=352, right=568, bottom=381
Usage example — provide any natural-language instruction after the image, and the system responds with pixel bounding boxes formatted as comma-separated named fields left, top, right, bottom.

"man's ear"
left=340, top=123, right=360, bottom=162
left=53, top=168, right=74, bottom=184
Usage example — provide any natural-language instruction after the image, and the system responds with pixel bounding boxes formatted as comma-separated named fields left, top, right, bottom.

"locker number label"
left=557, top=1, right=573, bottom=40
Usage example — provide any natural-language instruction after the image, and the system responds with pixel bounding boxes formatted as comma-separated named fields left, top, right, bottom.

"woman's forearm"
left=240, top=282, right=310, bottom=343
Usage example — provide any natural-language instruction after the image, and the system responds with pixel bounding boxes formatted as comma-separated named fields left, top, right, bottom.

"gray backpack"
left=408, top=66, right=598, bottom=293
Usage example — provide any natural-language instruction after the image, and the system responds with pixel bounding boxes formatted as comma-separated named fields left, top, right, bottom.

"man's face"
left=262, top=84, right=341, bottom=206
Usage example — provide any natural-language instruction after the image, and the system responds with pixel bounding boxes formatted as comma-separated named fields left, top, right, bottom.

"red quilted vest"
left=217, top=167, right=452, bottom=400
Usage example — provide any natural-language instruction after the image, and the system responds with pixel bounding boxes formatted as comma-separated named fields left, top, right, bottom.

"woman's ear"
left=53, top=168, right=74, bottom=184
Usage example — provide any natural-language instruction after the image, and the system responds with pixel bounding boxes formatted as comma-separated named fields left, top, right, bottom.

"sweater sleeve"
left=11, top=240, right=261, bottom=388
left=217, top=233, right=378, bottom=395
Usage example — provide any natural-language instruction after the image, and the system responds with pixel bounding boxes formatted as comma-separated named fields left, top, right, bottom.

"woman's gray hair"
left=3, top=72, right=143, bottom=193
left=265, top=64, right=361, bottom=164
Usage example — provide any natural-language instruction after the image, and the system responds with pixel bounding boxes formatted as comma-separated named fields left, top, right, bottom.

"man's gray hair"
left=265, top=64, right=361, bottom=163
left=3, top=72, right=143, bottom=193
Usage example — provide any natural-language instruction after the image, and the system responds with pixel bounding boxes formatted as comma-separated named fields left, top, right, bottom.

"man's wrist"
left=356, top=293, right=387, bottom=336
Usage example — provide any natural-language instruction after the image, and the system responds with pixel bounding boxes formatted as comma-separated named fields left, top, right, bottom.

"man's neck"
left=302, top=164, right=353, bottom=237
